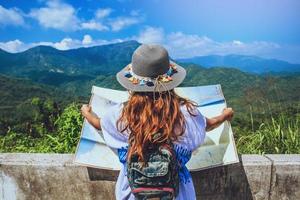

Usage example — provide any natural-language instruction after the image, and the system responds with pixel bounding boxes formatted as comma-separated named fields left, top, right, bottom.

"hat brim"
left=116, top=60, right=186, bottom=92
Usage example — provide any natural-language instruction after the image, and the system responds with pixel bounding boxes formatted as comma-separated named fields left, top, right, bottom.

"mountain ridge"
left=0, top=40, right=141, bottom=76
left=177, top=54, right=300, bottom=74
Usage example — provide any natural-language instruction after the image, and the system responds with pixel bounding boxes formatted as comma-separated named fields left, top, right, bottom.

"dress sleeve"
left=183, top=106, right=207, bottom=151
left=99, top=103, right=129, bottom=149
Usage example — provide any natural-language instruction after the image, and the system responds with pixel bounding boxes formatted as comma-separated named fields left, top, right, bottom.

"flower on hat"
left=124, top=63, right=177, bottom=86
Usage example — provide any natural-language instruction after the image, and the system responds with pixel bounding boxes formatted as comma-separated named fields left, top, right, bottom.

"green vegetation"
left=236, top=114, right=300, bottom=154
left=0, top=103, right=83, bottom=153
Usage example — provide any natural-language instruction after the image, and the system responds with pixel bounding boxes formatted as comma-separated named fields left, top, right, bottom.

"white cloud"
left=110, top=17, right=140, bottom=31
left=80, top=20, right=109, bottom=31
left=0, top=40, right=27, bottom=52
left=168, top=33, right=281, bottom=59
left=82, top=34, right=93, bottom=45
left=29, top=0, right=80, bottom=31
left=52, top=38, right=81, bottom=50
left=83, top=9, right=141, bottom=32
left=0, top=5, right=25, bottom=26
left=0, top=35, right=125, bottom=53
left=135, top=26, right=164, bottom=44
left=41, top=36, right=105, bottom=50
left=0, top=38, right=80, bottom=52
left=232, top=40, right=243, bottom=46
left=28, top=2, right=138, bottom=32
left=134, top=26, right=286, bottom=60
left=165, top=32, right=219, bottom=57
left=95, top=8, right=112, bottom=19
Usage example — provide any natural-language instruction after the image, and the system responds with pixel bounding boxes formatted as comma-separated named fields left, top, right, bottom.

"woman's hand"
left=80, top=104, right=101, bottom=130
left=81, top=104, right=92, bottom=118
left=222, top=107, right=234, bottom=121
left=205, top=107, right=234, bottom=132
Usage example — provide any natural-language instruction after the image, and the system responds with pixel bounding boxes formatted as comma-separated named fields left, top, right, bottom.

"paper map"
left=74, top=85, right=239, bottom=171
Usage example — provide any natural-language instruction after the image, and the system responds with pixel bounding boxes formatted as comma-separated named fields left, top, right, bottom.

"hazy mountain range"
left=177, top=54, right=300, bottom=74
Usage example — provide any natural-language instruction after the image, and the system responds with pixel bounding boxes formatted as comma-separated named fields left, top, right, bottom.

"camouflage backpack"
left=127, top=138, right=179, bottom=200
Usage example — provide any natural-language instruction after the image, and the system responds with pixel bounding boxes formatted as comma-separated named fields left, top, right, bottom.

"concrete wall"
left=0, top=153, right=299, bottom=200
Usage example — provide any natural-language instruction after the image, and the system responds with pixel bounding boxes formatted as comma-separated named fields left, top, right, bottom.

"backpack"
left=127, top=138, right=179, bottom=200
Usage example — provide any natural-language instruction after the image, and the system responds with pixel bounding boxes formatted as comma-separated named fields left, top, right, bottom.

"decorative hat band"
left=123, top=63, right=178, bottom=87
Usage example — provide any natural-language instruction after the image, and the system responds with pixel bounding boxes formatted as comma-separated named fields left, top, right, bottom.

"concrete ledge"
left=265, top=154, right=300, bottom=200
left=0, top=153, right=299, bottom=200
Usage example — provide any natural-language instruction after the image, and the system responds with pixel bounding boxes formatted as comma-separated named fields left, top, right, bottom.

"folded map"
left=74, top=85, right=239, bottom=171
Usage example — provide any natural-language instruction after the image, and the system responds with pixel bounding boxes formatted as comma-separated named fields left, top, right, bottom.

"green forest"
left=0, top=41, right=299, bottom=154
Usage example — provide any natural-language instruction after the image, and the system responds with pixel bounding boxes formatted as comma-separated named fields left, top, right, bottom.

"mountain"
left=2, top=41, right=299, bottom=76
left=0, top=40, right=140, bottom=76
left=177, top=54, right=300, bottom=74
left=180, top=64, right=300, bottom=102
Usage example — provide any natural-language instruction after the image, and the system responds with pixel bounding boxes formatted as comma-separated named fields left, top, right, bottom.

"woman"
left=81, top=44, right=234, bottom=200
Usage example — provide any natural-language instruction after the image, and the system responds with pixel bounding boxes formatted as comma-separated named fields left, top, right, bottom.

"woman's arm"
left=205, top=107, right=234, bottom=132
left=80, top=104, right=101, bottom=130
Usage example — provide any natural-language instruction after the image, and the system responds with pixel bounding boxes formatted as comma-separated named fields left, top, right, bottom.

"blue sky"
left=0, top=0, right=300, bottom=63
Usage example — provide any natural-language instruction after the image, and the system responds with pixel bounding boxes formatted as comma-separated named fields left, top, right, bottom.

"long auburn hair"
left=116, top=89, right=198, bottom=162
